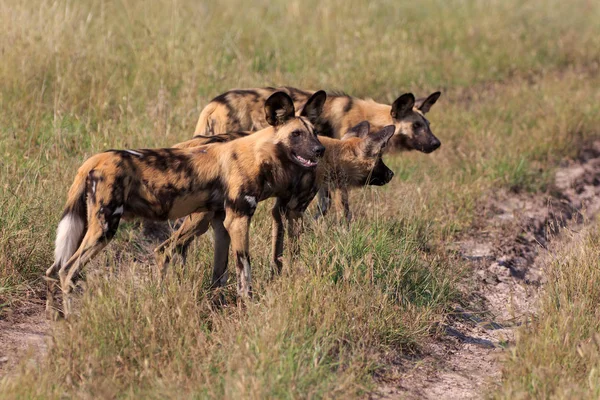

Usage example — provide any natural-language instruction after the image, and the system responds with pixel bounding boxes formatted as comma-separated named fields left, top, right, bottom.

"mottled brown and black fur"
left=45, top=91, right=327, bottom=319
left=195, top=86, right=441, bottom=153
left=156, top=121, right=395, bottom=279
left=196, top=86, right=441, bottom=221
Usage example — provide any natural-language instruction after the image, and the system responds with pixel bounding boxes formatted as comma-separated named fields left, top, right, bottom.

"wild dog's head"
left=341, top=121, right=395, bottom=186
left=389, top=92, right=441, bottom=153
left=265, top=90, right=326, bottom=169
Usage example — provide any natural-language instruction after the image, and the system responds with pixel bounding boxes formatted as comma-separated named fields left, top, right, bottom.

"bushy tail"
left=194, top=101, right=218, bottom=135
left=53, top=170, right=88, bottom=269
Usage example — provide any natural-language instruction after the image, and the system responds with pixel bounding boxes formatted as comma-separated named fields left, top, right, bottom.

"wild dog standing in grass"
left=156, top=121, right=394, bottom=281
left=45, top=91, right=326, bottom=319
left=195, top=86, right=441, bottom=220
left=196, top=86, right=440, bottom=152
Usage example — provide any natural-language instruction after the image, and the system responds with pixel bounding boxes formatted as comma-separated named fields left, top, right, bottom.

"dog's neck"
left=317, top=136, right=362, bottom=189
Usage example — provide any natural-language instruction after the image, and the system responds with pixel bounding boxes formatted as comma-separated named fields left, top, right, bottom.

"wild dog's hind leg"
left=58, top=178, right=124, bottom=318
left=45, top=263, right=61, bottom=320
left=315, top=188, right=331, bottom=219
left=58, top=224, right=110, bottom=318
left=211, top=211, right=230, bottom=289
left=154, top=211, right=214, bottom=279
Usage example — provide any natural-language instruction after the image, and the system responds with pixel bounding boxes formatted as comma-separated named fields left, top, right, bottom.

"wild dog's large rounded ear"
left=265, top=92, right=296, bottom=126
left=363, top=125, right=395, bottom=154
left=341, top=121, right=370, bottom=140
left=415, top=91, right=441, bottom=114
left=300, top=90, right=327, bottom=124
left=391, top=93, right=415, bottom=119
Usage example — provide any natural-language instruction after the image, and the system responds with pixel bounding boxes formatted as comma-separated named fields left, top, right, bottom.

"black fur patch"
left=316, top=120, right=335, bottom=138
left=86, top=170, right=98, bottom=205
left=257, top=161, right=275, bottom=189
left=343, top=97, right=353, bottom=113
left=211, top=92, right=230, bottom=105
left=96, top=195, right=124, bottom=242
left=235, top=250, right=252, bottom=293
left=235, top=251, right=251, bottom=268
left=230, top=89, right=260, bottom=99
left=211, top=93, right=240, bottom=127
left=191, top=131, right=249, bottom=143
left=225, top=194, right=257, bottom=216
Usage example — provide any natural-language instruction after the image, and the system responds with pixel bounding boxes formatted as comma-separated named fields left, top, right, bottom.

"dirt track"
left=376, top=141, right=600, bottom=399
left=0, top=302, right=48, bottom=379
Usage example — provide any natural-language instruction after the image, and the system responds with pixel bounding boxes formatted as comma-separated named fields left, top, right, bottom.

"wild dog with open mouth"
left=156, top=121, right=395, bottom=283
left=45, top=91, right=326, bottom=319
left=195, top=86, right=441, bottom=220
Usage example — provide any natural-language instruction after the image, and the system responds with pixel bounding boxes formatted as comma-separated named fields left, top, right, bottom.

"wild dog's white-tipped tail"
left=53, top=164, right=89, bottom=269
left=54, top=212, right=85, bottom=268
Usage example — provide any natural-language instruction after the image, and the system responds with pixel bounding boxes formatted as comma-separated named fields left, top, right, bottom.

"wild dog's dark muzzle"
left=424, top=136, right=441, bottom=153
left=366, top=162, right=394, bottom=186
left=372, top=168, right=394, bottom=185
left=416, top=132, right=441, bottom=153
left=313, top=144, right=325, bottom=158
left=385, top=169, right=394, bottom=183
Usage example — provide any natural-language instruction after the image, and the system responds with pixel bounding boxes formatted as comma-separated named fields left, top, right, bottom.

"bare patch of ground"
left=374, top=141, right=600, bottom=399
left=0, top=301, right=49, bottom=379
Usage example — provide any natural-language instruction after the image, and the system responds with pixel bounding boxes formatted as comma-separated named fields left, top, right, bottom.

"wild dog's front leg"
left=286, top=209, right=304, bottom=263
left=339, top=187, right=353, bottom=224
left=270, top=198, right=287, bottom=276
left=223, top=210, right=253, bottom=299
left=154, top=211, right=214, bottom=278
left=329, top=188, right=352, bottom=224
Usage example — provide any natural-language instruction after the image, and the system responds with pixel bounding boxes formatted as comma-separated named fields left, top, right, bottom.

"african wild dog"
left=195, top=86, right=441, bottom=220
left=156, top=121, right=395, bottom=280
left=45, top=91, right=326, bottom=319
left=195, top=86, right=441, bottom=153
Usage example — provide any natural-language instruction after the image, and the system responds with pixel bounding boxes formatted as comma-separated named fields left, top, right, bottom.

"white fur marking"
left=54, top=213, right=85, bottom=267
left=125, top=150, right=144, bottom=157
left=244, top=195, right=257, bottom=208
left=240, top=255, right=252, bottom=292
left=114, top=205, right=124, bottom=215
left=91, top=179, right=97, bottom=195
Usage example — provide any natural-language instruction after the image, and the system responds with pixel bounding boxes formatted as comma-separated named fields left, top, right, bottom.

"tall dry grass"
left=498, top=225, right=600, bottom=399
left=1, top=0, right=600, bottom=397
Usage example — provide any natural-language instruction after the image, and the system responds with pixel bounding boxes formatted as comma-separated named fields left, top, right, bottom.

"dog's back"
left=194, top=87, right=314, bottom=135
left=195, top=86, right=441, bottom=153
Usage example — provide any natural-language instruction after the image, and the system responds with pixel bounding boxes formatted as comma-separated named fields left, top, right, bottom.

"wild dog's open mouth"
left=292, top=152, right=318, bottom=168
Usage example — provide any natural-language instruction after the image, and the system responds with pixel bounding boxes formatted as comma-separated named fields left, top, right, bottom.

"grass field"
left=1, top=0, right=600, bottom=398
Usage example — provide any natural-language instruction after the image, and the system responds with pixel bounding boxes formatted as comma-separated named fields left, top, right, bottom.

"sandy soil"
left=0, top=301, right=49, bottom=379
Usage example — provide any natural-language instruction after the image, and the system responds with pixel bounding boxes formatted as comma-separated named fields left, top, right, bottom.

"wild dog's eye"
left=292, top=130, right=301, bottom=137
left=413, top=121, right=422, bottom=129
